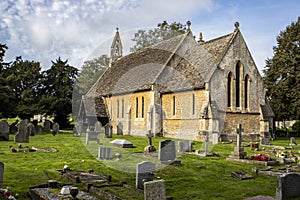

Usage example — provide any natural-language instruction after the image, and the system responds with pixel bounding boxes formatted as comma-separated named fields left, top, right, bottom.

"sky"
left=0, top=0, right=299, bottom=74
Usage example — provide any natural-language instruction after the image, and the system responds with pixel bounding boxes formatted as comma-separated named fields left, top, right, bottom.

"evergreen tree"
left=263, top=17, right=300, bottom=120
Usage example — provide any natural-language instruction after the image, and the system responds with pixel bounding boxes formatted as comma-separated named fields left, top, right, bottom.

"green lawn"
left=0, top=132, right=297, bottom=199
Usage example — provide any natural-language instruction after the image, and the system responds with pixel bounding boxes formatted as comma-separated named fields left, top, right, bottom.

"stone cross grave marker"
left=231, top=124, right=246, bottom=159
left=52, top=123, right=59, bottom=135
left=15, top=119, right=29, bottom=143
left=178, top=140, right=193, bottom=152
left=276, top=172, right=300, bottom=200
left=0, top=162, right=4, bottom=187
left=158, top=140, right=180, bottom=165
left=98, top=147, right=113, bottom=160
left=144, top=179, right=166, bottom=200
left=136, top=161, right=155, bottom=190
left=0, top=119, right=9, bottom=141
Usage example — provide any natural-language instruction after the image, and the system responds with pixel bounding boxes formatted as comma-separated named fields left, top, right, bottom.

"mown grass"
left=0, top=131, right=298, bottom=200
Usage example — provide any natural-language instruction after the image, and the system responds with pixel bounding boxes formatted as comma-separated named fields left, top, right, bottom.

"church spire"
left=110, top=27, right=123, bottom=66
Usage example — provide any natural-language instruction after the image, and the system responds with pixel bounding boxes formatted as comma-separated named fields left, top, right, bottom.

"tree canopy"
left=263, top=17, right=300, bottom=121
left=130, top=20, right=187, bottom=52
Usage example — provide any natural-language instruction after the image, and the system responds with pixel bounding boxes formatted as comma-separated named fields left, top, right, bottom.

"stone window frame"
left=192, top=93, right=195, bottom=115
left=121, top=99, right=124, bottom=118
left=244, top=74, right=251, bottom=111
left=227, top=71, right=234, bottom=109
left=141, top=97, right=145, bottom=118
left=172, top=96, right=176, bottom=116
left=136, top=97, right=139, bottom=118
left=117, top=99, right=120, bottom=118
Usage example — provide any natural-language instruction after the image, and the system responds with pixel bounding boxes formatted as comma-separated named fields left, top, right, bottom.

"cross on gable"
left=236, top=124, right=244, bottom=134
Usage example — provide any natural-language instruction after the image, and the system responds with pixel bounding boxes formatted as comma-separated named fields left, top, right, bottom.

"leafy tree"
left=8, top=56, right=42, bottom=119
left=130, top=20, right=187, bottom=52
left=0, top=43, right=10, bottom=117
left=76, top=55, right=109, bottom=95
left=39, top=57, right=78, bottom=127
left=263, top=17, right=300, bottom=121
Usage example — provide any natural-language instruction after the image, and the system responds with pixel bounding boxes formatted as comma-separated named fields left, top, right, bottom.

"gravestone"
left=0, top=120, right=9, bottom=141
left=144, top=180, right=166, bottom=200
left=117, top=123, right=123, bottom=135
left=159, top=140, right=180, bottom=165
left=43, top=120, right=51, bottom=132
left=86, top=131, right=100, bottom=144
left=9, top=120, right=19, bottom=134
left=261, top=137, right=270, bottom=145
left=35, top=125, right=43, bottom=134
left=94, top=121, right=102, bottom=133
left=104, top=123, right=112, bottom=138
left=290, top=137, right=297, bottom=146
left=27, top=123, right=36, bottom=136
left=178, top=140, right=193, bottom=152
left=0, top=162, right=3, bottom=187
left=98, top=147, right=112, bottom=160
left=136, top=161, right=155, bottom=190
left=52, top=123, right=59, bottom=135
left=144, top=132, right=156, bottom=153
left=110, top=139, right=134, bottom=148
left=276, top=172, right=300, bottom=200
left=14, top=119, right=29, bottom=143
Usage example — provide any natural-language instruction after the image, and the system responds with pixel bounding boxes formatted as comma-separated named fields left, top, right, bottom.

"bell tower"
left=110, top=27, right=123, bottom=65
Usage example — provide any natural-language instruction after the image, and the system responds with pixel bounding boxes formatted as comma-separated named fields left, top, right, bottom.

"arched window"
left=141, top=97, right=145, bottom=118
left=227, top=72, right=233, bottom=108
left=136, top=97, right=139, bottom=118
left=173, top=96, right=176, bottom=115
left=235, top=61, right=242, bottom=107
left=117, top=99, right=119, bottom=118
left=244, top=74, right=250, bottom=110
left=121, top=99, right=124, bottom=118
left=192, top=93, right=195, bottom=115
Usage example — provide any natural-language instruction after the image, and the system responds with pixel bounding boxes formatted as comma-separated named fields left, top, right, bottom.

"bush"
left=292, top=120, right=300, bottom=132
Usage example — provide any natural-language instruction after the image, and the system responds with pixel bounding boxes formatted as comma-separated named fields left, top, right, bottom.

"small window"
left=141, top=97, right=145, bottom=118
left=173, top=96, right=176, bottom=115
left=117, top=99, right=119, bottom=118
left=192, top=94, right=195, bottom=115
left=136, top=97, right=139, bottom=118
left=121, top=99, right=124, bottom=118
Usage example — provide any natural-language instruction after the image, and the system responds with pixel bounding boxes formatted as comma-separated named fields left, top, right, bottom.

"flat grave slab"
left=110, top=139, right=134, bottom=148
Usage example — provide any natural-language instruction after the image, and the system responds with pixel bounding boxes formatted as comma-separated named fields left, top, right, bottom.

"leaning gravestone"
left=27, top=123, right=36, bottom=136
left=178, top=141, right=193, bottom=152
left=43, top=120, right=51, bottom=132
left=52, top=123, right=59, bottom=135
left=15, top=119, right=29, bottom=143
left=98, top=147, right=113, bottom=160
left=136, top=161, right=155, bottom=190
left=144, top=180, right=166, bottom=200
left=104, top=123, right=112, bottom=138
left=159, top=140, right=180, bottom=165
left=0, top=162, right=3, bottom=187
left=0, top=120, right=9, bottom=141
left=276, top=172, right=300, bottom=200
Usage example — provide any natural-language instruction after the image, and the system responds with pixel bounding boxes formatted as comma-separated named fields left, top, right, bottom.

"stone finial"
left=186, top=21, right=191, bottom=30
left=116, top=27, right=119, bottom=32
left=234, top=21, right=240, bottom=30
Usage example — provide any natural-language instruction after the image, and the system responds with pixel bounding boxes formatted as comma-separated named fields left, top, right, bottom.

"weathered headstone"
left=98, top=147, right=112, bottom=160
left=43, top=120, right=51, bottom=132
left=117, top=122, right=123, bottom=135
left=35, top=125, right=43, bottom=134
left=14, top=119, right=29, bottom=143
left=178, top=140, right=193, bottom=152
left=136, top=161, right=155, bottom=189
left=94, top=121, right=102, bottom=133
left=104, top=123, right=112, bottom=138
left=144, top=132, right=156, bottom=153
left=276, top=172, right=300, bottom=200
left=9, top=120, right=19, bottom=134
left=0, top=120, right=9, bottom=141
left=159, top=140, right=180, bottom=165
left=27, top=123, right=36, bottom=136
left=52, top=123, right=59, bottom=135
left=144, top=180, right=166, bottom=200
left=0, top=162, right=4, bottom=187
left=261, top=137, right=270, bottom=145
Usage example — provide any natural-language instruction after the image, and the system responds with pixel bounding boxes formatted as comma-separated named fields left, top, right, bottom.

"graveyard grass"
left=1, top=132, right=299, bottom=199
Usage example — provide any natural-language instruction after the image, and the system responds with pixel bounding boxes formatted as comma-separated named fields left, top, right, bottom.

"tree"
left=39, top=57, right=78, bottom=127
left=0, top=43, right=11, bottom=117
left=130, top=20, right=187, bottom=52
left=263, top=17, right=300, bottom=121
left=76, top=55, right=109, bottom=95
left=8, top=56, right=42, bottom=119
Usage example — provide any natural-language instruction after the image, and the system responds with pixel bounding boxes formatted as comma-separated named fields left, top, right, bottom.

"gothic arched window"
left=227, top=72, right=233, bottom=108
left=235, top=61, right=243, bottom=108
left=244, top=74, right=250, bottom=110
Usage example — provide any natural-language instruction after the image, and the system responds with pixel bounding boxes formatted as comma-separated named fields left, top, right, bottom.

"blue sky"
left=0, top=0, right=299, bottom=74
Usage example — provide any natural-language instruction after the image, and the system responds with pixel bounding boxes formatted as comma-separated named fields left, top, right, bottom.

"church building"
left=80, top=22, right=274, bottom=143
